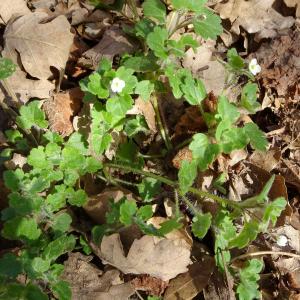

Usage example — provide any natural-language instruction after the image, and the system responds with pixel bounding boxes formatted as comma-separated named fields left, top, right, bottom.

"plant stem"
left=231, top=251, right=300, bottom=263
left=152, top=94, right=172, bottom=151
left=104, top=163, right=241, bottom=210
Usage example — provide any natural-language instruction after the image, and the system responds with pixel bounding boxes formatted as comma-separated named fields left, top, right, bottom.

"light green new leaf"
left=52, top=212, right=72, bottom=233
left=106, top=95, right=133, bottom=117
left=146, top=27, right=168, bottom=59
left=60, top=146, right=85, bottom=170
left=68, top=189, right=87, bottom=207
left=189, top=133, right=220, bottom=171
left=16, top=101, right=48, bottom=129
left=217, top=95, right=240, bottom=123
left=32, top=257, right=50, bottom=273
left=0, top=57, right=16, bottom=79
left=27, top=146, right=49, bottom=169
left=171, top=0, right=207, bottom=12
left=136, top=205, right=153, bottom=221
left=193, top=8, right=222, bottom=40
left=115, top=66, right=138, bottom=94
left=168, top=35, right=198, bottom=57
left=51, top=281, right=72, bottom=300
left=236, top=259, right=263, bottom=300
left=158, top=218, right=183, bottom=235
left=181, top=77, right=207, bottom=105
left=243, top=122, right=268, bottom=151
left=261, top=197, right=286, bottom=230
left=227, top=48, right=244, bottom=70
left=138, top=177, right=161, bottom=202
left=2, top=216, right=41, bottom=240
left=43, top=235, right=76, bottom=262
left=219, top=127, right=248, bottom=154
left=178, top=159, right=198, bottom=194
left=229, top=221, right=260, bottom=249
left=86, top=72, right=109, bottom=99
left=241, top=83, right=260, bottom=113
left=135, top=80, right=154, bottom=101
left=192, top=213, right=212, bottom=239
left=119, top=200, right=137, bottom=225
left=142, top=0, right=166, bottom=23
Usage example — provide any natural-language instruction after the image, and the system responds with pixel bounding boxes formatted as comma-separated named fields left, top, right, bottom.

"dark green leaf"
left=138, top=177, right=161, bottom=202
left=142, top=0, right=166, bottom=23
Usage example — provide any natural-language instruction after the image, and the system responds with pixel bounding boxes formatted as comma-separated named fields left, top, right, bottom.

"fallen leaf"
left=0, top=0, right=30, bottom=24
left=284, top=0, right=300, bottom=17
left=249, top=148, right=281, bottom=172
left=3, top=12, right=74, bottom=80
left=131, top=275, right=168, bottom=296
left=172, top=147, right=193, bottom=169
left=43, top=87, right=83, bottom=137
left=0, top=70, right=54, bottom=103
left=100, top=233, right=191, bottom=281
left=164, top=242, right=215, bottom=300
left=127, top=97, right=157, bottom=133
left=215, top=0, right=295, bottom=41
left=4, top=153, right=27, bottom=170
left=62, top=252, right=135, bottom=300
left=80, top=26, right=137, bottom=69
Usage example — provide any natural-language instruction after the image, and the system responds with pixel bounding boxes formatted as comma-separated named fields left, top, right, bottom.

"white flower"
left=248, top=58, right=261, bottom=76
left=276, top=235, right=288, bottom=247
left=110, top=77, right=125, bottom=93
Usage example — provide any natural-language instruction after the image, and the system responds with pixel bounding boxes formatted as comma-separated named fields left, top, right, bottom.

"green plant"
left=0, top=1, right=287, bottom=300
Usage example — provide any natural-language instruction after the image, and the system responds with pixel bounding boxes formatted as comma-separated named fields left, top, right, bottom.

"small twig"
left=231, top=251, right=300, bottom=263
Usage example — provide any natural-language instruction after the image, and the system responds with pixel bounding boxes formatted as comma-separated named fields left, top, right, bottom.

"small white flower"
left=111, top=77, right=125, bottom=93
left=249, top=58, right=261, bottom=76
left=276, top=235, right=288, bottom=247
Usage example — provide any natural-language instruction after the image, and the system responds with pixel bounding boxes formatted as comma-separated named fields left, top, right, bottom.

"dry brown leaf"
left=4, top=153, right=27, bottom=170
left=43, top=87, right=83, bottom=137
left=62, top=252, right=135, bottom=300
left=0, top=70, right=54, bottom=103
left=0, top=0, right=30, bottom=24
left=3, top=12, right=74, bottom=80
left=284, top=0, right=300, bottom=17
left=100, top=233, right=191, bottom=281
left=215, top=0, right=295, bottom=41
left=80, top=26, right=137, bottom=69
left=127, top=97, right=157, bottom=133
left=131, top=275, right=168, bottom=296
left=249, top=148, right=281, bottom=172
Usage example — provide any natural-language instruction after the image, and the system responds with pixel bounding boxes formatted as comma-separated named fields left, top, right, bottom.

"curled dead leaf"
left=0, top=0, right=30, bottom=24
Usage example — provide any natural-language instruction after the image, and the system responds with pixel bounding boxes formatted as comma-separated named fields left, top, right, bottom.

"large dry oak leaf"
left=3, top=12, right=74, bottom=80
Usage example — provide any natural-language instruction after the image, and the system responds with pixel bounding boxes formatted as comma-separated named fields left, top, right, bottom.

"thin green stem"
left=152, top=95, right=172, bottom=151
left=104, top=163, right=241, bottom=210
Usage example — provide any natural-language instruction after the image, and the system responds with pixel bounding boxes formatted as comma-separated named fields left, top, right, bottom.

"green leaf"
left=66, top=132, right=88, bottom=155
left=27, top=146, right=49, bottom=169
left=167, top=35, right=198, bottom=57
left=45, top=143, right=61, bottom=165
left=32, top=257, right=50, bottom=273
left=114, top=66, right=138, bottom=94
left=97, top=58, right=112, bottom=74
left=51, top=281, right=72, bottom=300
left=43, top=131, right=63, bottom=144
left=243, top=123, right=268, bottom=151
left=142, top=0, right=166, bottom=23
left=164, top=64, right=184, bottom=98
left=212, top=172, right=227, bottom=194
left=193, top=8, right=223, bottom=40
left=178, top=160, right=198, bottom=194
left=9, top=193, right=42, bottom=215
left=106, top=94, right=133, bottom=117
left=84, top=157, right=103, bottom=173
left=158, top=218, right=183, bottom=235
left=125, top=115, right=149, bottom=137
left=146, top=27, right=168, bottom=59
left=43, top=235, right=76, bottom=262
left=0, top=253, right=22, bottom=278
left=138, top=177, right=161, bottom=202
left=79, top=236, right=92, bottom=255
left=191, top=213, right=211, bottom=239
left=5, top=129, right=23, bottom=143
left=261, top=197, right=286, bottom=230
left=123, top=54, right=159, bottom=72
left=119, top=200, right=137, bottom=225
left=25, top=284, right=48, bottom=300
left=3, top=169, right=24, bottom=191
left=229, top=221, right=260, bottom=249
left=2, top=216, right=41, bottom=240
left=227, top=48, right=244, bottom=70
left=189, top=133, right=220, bottom=171
left=67, top=189, right=87, bottom=207
left=60, top=146, right=85, bottom=170
left=16, top=101, right=48, bottom=130
left=135, top=80, right=155, bottom=101
left=171, top=0, right=207, bottom=11
left=236, top=259, right=263, bottom=300
left=52, top=212, right=72, bottom=233
left=219, top=127, right=248, bottom=154
left=86, top=72, right=109, bottom=98
left=136, top=205, right=153, bottom=221
left=134, top=19, right=155, bottom=38
left=217, top=95, right=240, bottom=123
left=181, top=77, right=207, bottom=105
left=241, top=83, right=260, bottom=113
left=92, top=224, right=110, bottom=244
left=0, top=57, right=16, bottom=79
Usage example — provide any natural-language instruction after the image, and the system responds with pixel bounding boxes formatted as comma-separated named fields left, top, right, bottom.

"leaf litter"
left=0, top=0, right=300, bottom=299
